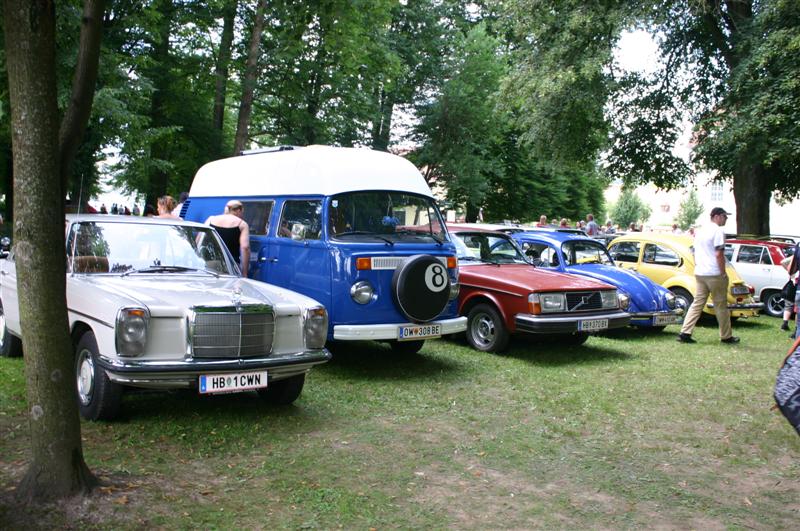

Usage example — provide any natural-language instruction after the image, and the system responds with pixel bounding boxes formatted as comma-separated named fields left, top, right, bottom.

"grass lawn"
left=2, top=316, right=799, bottom=529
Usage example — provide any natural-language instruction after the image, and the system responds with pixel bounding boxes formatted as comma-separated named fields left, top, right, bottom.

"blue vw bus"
left=183, top=146, right=467, bottom=353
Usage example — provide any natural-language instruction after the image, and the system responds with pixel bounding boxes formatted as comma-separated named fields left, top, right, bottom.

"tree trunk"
left=732, top=162, right=770, bottom=236
left=146, top=0, right=174, bottom=206
left=3, top=0, right=97, bottom=501
left=371, top=87, right=394, bottom=152
left=212, top=0, right=237, bottom=158
left=233, top=0, right=268, bottom=155
left=58, top=0, right=106, bottom=200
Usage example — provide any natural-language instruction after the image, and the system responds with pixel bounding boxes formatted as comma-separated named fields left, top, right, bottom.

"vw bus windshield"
left=328, top=191, right=447, bottom=243
left=561, top=240, right=614, bottom=266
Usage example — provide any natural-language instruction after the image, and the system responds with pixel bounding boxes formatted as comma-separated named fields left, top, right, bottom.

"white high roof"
left=189, top=145, right=433, bottom=198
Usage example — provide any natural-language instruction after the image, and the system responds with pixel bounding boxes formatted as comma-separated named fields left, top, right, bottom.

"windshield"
left=561, top=240, right=614, bottom=266
left=328, top=191, right=447, bottom=243
left=67, top=221, right=235, bottom=275
left=452, top=232, right=529, bottom=264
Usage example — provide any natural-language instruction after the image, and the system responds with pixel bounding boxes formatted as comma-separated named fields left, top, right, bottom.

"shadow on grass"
left=503, top=336, right=636, bottom=367
left=318, top=340, right=467, bottom=382
left=111, top=387, right=319, bottom=426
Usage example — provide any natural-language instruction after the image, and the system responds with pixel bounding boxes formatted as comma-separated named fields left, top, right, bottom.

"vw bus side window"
left=278, top=200, right=322, bottom=240
left=241, top=200, right=273, bottom=236
left=328, top=191, right=446, bottom=243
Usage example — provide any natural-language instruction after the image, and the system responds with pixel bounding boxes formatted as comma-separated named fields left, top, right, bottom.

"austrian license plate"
left=579, top=319, right=608, bottom=332
left=731, top=285, right=750, bottom=295
left=654, top=314, right=676, bottom=326
left=398, top=323, right=441, bottom=341
left=199, top=371, right=268, bottom=395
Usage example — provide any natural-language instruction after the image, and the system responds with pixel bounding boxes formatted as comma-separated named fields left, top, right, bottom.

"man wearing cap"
left=677, top=207, right=740, bottom=344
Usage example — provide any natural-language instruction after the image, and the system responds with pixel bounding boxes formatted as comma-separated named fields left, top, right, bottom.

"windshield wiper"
left=336, top=231, right=394, bottom=245
left=122, top=265, right=220, bottom=277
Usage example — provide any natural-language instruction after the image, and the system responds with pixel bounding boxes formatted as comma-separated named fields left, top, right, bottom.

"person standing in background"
left=585, top=214, right=599, bottom=236
left=205, top=200, right=250, bottom=277
left=677, top=207, right=739, bottom=344
left=157, top=196, right=180, bottom=219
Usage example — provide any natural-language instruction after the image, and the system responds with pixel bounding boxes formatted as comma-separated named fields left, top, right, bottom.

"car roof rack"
left=239, top=145, right=300, bottom=156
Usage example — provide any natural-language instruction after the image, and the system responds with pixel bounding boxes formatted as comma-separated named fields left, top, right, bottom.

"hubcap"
left=471, top=312, right=496, bottom=347
left=768, top=294, right=785, bottom=316
left=76, top=349, right=95, bottom=406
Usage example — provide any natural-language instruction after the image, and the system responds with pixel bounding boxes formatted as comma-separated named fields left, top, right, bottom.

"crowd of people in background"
left=91, top=191, right=188, bottom=219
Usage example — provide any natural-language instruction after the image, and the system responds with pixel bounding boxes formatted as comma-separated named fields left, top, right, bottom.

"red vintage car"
left=448, top=226, right=631, bottom=352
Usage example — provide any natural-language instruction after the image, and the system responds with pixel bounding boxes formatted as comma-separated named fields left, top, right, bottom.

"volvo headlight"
left=664, top=291, right=677, bottom=309
left=115, top=307, right=149, bottom=357
left=350, top=280, right=374, bottom=304
left=303, top=306, right=328, bottom=349
left=529, top=293, right=566, bottom=313
left=601, top=290, right=619, bottom=309
left=618, top=292, right=631, bottom=310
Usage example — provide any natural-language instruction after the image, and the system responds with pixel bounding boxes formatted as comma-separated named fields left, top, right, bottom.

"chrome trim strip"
left=97, top=349, right=330, bottom=373
left=68, top=308, right=114, bottom=329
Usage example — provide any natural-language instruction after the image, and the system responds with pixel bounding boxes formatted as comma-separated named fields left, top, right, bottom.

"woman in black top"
left=205, top=200, right=250, bottom=277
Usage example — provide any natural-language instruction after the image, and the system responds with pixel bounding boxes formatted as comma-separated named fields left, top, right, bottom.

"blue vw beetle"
left=511, top=230, right=681, bottom=329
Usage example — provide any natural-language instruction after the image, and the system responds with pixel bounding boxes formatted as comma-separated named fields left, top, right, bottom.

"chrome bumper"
left=97, top=349, right=331, bottom=389
left=514, top=310, right=631, bottom=334
left=333, top=316, right=467, bottom=341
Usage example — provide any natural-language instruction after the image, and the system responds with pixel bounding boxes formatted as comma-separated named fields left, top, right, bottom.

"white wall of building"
left=605, top=173, right=799, bottom=235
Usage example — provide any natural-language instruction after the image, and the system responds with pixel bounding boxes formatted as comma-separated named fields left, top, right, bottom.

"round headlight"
left=664, top=291, right=676, bottom=309
left=618, top=292, right=631, bottom=310
left=116, top=307, right=149, bottom=357
left=350, top=280, right=374, bottom=304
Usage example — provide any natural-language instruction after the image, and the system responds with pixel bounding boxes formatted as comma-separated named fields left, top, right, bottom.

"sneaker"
left=781, top=322, right=790, bottom=331
left=721, top=336, right=740, bottom=344
left=677, top=333, right=696, bottom=344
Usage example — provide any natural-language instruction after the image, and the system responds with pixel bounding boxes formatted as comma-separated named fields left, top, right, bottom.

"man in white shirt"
left=677, top=207, right=740, bottom=344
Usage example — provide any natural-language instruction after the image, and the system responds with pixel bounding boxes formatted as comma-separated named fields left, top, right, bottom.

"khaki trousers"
left=680, top=274, right=732, bottom=339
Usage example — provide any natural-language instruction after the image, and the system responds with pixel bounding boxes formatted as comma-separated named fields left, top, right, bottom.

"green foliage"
left=692, top=0, right=800, bottom=201
left=674, top=188, right=704, bottom=231
left=610, top=187, right=651, bottom=229
left=412, top=24, right=506, bottom=217
left=499, top=0, right=800, bottom=233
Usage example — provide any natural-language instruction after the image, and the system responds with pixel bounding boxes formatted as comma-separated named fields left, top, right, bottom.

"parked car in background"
left=0, top=215, right=332, bottom=420
left=607, top=233, right=762, bottom=319
left=448, top=226, right=630, bottom=352
left=724, top=239, right=795, bottom=317
left=511, top=230, right=681, bottom=330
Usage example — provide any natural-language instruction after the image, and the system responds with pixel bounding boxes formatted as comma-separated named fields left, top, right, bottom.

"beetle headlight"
left=116, top=307, right=149, bottom=357
left=350, top=280, right=374, bottom=304
left=618, top=292, right=630, bottom=310
left=304, top=306, right=328, bottom=349
left=601, top=290, right=619, bottom=309
left=449, top=280, right=460, bottom=300
left=664, top=291, right=676, bottom=309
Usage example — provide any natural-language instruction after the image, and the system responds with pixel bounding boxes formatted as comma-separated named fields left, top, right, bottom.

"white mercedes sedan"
left=0, top=215, right=331, bottom=420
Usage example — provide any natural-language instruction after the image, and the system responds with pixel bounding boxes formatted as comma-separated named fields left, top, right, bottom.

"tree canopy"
left=501, top=0, right=800, bottom=234
left=1, top=0, right=797, bottom=227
